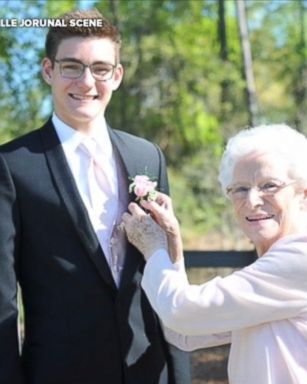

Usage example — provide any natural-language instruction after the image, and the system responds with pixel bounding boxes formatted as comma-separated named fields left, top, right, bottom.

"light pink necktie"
left=79, top=138, right=117, bottom=239
left=80, top=139, right=127, bottom=286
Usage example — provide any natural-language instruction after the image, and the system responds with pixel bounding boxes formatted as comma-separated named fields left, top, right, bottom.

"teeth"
left=246, top=215, right=274, bottom=222
left=70, top=94, right=97, bottom=100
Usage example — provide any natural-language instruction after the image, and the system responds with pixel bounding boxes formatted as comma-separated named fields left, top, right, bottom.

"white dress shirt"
left=52, top=114, right=122, bottom=283
left=142, top=234, right=307, bottom=384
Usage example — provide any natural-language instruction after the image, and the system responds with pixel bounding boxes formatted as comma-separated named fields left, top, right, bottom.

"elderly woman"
left=122, top=124, right=307, bottom=384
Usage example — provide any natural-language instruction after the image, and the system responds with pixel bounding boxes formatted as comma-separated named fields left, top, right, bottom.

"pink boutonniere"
left=129, top=174, right=158, bottom=203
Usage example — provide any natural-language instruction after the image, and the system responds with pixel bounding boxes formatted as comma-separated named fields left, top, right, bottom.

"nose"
left=245, top=187, right=264, bottom=207
left=77, top=67, right=96, bottom=87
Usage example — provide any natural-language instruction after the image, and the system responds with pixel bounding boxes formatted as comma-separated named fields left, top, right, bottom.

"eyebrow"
left=231, top=178, right=283, bottom=186
left=57, top=57, right=115, bottom=66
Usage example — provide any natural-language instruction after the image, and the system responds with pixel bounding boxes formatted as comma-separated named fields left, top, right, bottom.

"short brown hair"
left=45, top=9, right=121, bottom=63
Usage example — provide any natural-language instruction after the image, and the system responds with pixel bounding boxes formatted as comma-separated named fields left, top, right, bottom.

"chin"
left=72, top=110, right=102, bottom=123
left=254, top=234, right=283, bottom=255
left=247, top=230, right=275, bottom=248
left=73, top=107, right=99, bottom=117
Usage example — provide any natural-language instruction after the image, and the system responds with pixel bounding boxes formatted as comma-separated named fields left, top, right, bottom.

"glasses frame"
left=226, top=180, right=299, bottom=200
left=54, top=58, right=117, bottom=81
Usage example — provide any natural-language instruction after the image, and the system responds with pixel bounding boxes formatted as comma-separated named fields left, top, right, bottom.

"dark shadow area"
left=191, top=345, right=230, bottom=384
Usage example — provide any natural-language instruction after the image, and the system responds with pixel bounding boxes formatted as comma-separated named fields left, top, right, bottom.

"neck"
left=54, top=113, right=106, bottom=136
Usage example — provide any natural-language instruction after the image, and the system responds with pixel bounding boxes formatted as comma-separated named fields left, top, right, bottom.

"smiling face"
left=42, top=36, right=123, bottom=133
left=230, top=151, right=307, bottom=256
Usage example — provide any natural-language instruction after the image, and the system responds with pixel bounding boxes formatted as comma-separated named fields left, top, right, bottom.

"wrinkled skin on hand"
left=122, top=193, right=184, bottom=263
left=122, top=203, right=167, bottom=260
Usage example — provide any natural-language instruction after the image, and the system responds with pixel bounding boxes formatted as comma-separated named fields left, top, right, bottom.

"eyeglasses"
left=226, top=180, right=298, bottom=200
left=54, top=59, right=117, bottom=81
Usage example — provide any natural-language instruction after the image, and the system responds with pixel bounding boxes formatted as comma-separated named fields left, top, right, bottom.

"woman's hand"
left=122, top=192, right=184, bottom=263
left=141, top=193, right=183, bottom=263
left=122, top=202, right=167, bottom=260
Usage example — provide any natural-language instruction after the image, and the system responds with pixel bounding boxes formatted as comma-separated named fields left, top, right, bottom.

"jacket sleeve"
left=0, top=154, right=24, bottom=383
left=154, top=146, right=192, bottom=384
left=163, top=325, right=231, bottom=351
left=142, top=241, right=307, bottom=336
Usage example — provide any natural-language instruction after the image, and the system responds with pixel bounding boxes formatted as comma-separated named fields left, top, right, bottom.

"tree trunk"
left=109, top=0, right=120, bottom=28
left=236, top=0, right=259, bottom=126
left=293, top=0, right=306, bottom=131
left=218, top=0, right=230, bottom=105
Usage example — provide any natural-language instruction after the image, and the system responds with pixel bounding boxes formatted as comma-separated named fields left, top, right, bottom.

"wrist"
left=167, top=233, right=183, bottom=263
left=144, top=245, right=167, bottom=261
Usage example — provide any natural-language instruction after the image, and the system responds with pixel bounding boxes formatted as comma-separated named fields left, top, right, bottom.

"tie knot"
left=80, top=137, right=98, bottom=158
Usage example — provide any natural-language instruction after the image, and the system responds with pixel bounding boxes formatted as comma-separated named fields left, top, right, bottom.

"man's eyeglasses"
left=54, top=59, right=117, bottom=81
left=226, top=180, right=298, bottom=200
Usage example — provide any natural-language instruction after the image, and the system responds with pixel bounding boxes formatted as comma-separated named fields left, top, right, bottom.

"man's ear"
left=111, top=63, right=124, bottom=91
left=41, top=57, right=53, bottom=85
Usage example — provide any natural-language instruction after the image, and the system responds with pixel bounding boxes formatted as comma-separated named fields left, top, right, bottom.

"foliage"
left=0, top=0, right=78, bottom=140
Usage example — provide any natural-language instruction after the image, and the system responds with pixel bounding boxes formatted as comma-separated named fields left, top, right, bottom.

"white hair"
left=218, top=124, right=307, bottom=195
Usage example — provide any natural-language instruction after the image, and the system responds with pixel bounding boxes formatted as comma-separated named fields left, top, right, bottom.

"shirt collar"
left=52, top=113, right=113, bottom=158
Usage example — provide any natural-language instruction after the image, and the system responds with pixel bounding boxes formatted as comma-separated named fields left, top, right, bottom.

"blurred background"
left=1, top=0, right=306, bottom=382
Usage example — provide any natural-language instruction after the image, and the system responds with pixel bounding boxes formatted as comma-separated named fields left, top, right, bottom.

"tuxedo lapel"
left=109, top=129, right=145, bottom=289
left=108, top=129, right=138, bottom=185
left=39, top=121, right=116, bottom=289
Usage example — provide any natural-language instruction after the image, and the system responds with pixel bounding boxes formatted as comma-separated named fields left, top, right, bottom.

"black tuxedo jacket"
left=0, top=120, right=191, bottom=384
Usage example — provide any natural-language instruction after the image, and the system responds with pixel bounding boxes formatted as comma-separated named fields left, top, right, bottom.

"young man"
left=0, top=9, right=190, bottom=384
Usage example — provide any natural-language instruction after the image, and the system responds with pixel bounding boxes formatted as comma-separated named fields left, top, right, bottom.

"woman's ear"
left=299, top=186, right=307, bottom=210
left=41, top=57, right=53, bottom=85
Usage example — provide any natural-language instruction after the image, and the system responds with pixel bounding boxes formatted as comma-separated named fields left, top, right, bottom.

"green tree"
left=0, top=0, right=78, bottom=140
